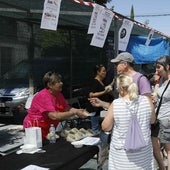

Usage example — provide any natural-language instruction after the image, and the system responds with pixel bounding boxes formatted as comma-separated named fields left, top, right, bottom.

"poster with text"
left=90, top=9, right=114, bottom=48
left=40, top=0, right=61, bottom=31
left=118, top=19, right=134, bottom=51
left=88, top=4, right=104, bottom=34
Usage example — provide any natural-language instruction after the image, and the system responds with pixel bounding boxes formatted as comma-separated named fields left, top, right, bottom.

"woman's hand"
left=105, top=85, right=113, bottom=92
left=69, top=108, right=89, bottom=118
left=89, top=97, right=111, bottom=110
left=151, top=93, right=158, bottom=104
left=89, top=97, right=103, bottom=107
left=76, top=109, right=89, bottom=118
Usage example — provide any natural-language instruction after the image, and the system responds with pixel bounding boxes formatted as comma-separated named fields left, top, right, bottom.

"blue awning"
left=126, top=36, right=170, bottom=64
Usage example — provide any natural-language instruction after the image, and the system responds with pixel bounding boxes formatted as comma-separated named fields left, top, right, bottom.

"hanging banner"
left=87, top=4, right=104, bottom=34
left=145, top=29, right=154, bottom=46
left=40, top=0, right=61, bottom=31
left=118, top=19, right=134, bottom=51
left=90, top=9, right=114, bottom=48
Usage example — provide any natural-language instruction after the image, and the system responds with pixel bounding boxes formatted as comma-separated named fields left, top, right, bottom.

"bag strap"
left=33, top=119, right=39, bottom=127
left=137, top=74, right=143, bottom=94
left=124, top=98, right=139, bottom=117
left=26, top=119, right=39, bottom=127
left=156, top=80, right=170, bottom=118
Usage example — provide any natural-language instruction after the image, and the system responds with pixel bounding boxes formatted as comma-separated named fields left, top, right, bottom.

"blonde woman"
left=102, top=74, right=155, bottom=170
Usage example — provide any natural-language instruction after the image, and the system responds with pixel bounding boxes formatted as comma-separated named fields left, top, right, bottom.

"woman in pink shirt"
left=23, top=71, right=88, bottom=139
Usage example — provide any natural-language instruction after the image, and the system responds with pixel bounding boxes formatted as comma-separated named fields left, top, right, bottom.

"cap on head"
left=111, top=52, right=134, bottom=63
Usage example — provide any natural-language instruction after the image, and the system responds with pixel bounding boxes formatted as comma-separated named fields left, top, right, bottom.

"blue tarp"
left=126, top=36, right=170, bottom=64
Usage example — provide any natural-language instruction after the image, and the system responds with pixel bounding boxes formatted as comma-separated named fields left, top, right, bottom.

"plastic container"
left=71, top=141, right=84, bottom=148
left=49, top=124, right=56, bottom=143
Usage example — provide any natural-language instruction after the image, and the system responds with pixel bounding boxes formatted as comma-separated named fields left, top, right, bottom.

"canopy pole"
left=69, top=30, right=73, bottom=98
left=28, top=21, right=34, bottom=96
left=113, top=17, right=119, bottom=97
left=114, top=17, right=119, bottom=58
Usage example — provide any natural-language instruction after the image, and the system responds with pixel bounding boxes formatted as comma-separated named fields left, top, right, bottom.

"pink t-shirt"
left=23, top=88, right=70, bottom=138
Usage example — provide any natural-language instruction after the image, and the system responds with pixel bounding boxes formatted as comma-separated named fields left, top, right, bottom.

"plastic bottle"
left=49, top=124, right=56, bottom=143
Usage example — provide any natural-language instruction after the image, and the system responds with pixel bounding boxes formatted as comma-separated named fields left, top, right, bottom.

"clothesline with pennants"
left=72, top=0, right=170, bottom=39
left=73, top=0, right=95, bottom=7
left=40, top=0, right=170, bottom=51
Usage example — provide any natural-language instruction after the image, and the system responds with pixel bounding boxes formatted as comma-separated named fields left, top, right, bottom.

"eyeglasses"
left=115, top=61, right=126, bottom=66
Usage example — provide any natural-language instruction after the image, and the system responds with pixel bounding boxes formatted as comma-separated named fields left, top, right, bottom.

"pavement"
left=79, top=157, right=108, bottom=170
left=79, top=157, right=166, bottom=170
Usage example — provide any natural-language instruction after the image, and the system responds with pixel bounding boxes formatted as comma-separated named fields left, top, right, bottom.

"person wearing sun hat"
left=110, top=52, right=152, bottom=96
left=110, top=52, right=134, bottom=64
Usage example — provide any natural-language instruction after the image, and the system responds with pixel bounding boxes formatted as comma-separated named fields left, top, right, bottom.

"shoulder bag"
left=124, top=101, right=146, bottom=152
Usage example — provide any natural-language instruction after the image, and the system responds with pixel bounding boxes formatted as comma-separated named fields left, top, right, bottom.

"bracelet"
left=103, top=107, right=108, bottom=111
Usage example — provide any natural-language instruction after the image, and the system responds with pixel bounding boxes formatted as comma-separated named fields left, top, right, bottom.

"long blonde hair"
left=117, top=74, right=138, bottom=100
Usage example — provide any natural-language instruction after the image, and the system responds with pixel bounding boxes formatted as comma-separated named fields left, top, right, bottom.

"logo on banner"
left=118, top=19, right=134, bottom=51
left=145, top=29, right=154, bottom=46
left=120, top=28, right=127, bottom=39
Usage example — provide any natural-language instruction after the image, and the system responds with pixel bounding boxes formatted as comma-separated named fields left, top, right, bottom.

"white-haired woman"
left=102, top=74, right=155, bottom=170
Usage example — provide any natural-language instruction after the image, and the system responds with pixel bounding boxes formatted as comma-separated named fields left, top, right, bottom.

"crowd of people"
left=22, top=51, right=170, bottom=170
left=90, top=52, right=170, bottom=170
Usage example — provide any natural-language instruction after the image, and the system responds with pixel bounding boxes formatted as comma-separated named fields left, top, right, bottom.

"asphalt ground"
left=79, top=157, right=108, bottom=170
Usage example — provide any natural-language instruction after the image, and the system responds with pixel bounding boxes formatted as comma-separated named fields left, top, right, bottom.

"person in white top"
left=101, top=74, right=155, bottom=170
left=154, top=55, right=170, bottom=170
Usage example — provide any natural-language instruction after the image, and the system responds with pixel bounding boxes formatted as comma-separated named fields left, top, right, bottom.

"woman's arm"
left=48, top=108, right=88, bottom=120
left=147, top=96, right=156, bottom=124
left=89, top=97, right=111, bottom=109
left=101, top=102, right=114, bottom=131
left=89, top=88, right=111, bottom=98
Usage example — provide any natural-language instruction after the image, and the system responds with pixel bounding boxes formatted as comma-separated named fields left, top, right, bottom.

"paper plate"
left=71, top=141, right=84, bottom=148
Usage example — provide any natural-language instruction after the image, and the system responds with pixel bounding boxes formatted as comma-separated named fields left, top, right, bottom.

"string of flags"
left=73, top=0, right=95, bottom=7
left=73, top=0, right=170, bottom=39
left=40, top=0, right=170, bottom=50
left=88, top=4, right=114, bottom=48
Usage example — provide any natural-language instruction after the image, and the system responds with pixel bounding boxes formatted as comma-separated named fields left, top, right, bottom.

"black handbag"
left=151, top=80, right=170, bottom=137
left=151, top=121, right=160, bottom=137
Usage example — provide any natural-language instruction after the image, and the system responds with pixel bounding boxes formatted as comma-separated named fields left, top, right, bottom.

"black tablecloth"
left=0, top=138, right=99, bottom=170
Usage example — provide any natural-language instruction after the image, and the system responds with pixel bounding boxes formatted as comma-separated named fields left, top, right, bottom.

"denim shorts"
left=159, top=118, right=170, bottom=143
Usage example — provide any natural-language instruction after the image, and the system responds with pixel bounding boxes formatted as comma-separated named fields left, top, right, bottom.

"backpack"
left=124, top=101, right=146, bottom=152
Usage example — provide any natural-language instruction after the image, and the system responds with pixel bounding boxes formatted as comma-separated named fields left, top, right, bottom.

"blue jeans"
left=90, top=114, right=100, bottom=134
